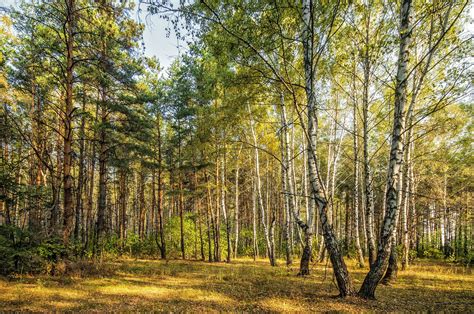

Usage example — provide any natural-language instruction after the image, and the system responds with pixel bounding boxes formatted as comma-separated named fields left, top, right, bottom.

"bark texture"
left=301, top=0, right=354, bottom=295
left=359, top=0, right=412, bottom=299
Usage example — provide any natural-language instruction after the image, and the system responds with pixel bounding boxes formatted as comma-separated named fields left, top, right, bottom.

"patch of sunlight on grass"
left=260, top=297, right=306, bottom=312
left=118, top=274, right=204, bottom=287
left=33, top=287, right=86, bottom=299
left=97, top=281, right=237, bottom=306
left=0, top=289, right=16, bottom=302
left=177, top=288, right=236, bottom=305
left=97, top=283, right=172, bottom=296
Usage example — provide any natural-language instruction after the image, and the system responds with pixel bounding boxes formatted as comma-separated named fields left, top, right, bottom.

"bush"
left=0, top=225, right=46, bottom=275
left=408, top=249, right=418, bottom=262
left=0, top=225, right=72, bottom=275
left=422, top=247, right=444, bottom=259
left=37, top=238, right=68, bottom=275
left=38, top=238, right=67, bottom=263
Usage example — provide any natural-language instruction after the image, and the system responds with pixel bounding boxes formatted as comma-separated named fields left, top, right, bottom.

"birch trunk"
left=359, top=0, right=412, bottom=299
left=280, top=121, right=292, bottom=266
left=248, top=104, right=275, bottom=266
left=353, top=84, right=365, bottom=268
left=233, top=158, right=240, bottom=259
left=251, top=176, right=259, bottom=260
left=301, top=0, right=354, bottom=295
left=205, top=172, right=214, bottom=262
left=278, top=94, right=295, bottom=266
left=362, top=20, right=377, bottom=267
left=220, top=151, right=232, bottom=263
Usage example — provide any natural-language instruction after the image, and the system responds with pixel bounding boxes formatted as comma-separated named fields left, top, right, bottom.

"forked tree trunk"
left=359, top=0, right=412, bottom=299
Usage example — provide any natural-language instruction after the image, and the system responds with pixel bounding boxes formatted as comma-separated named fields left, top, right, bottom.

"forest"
left=0, top=0, right=473, bottom=311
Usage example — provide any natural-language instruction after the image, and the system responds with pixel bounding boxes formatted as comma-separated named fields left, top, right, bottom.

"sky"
left=1, top=0, right=182, bottom=70
left=136, top=4, right=182, bottom=70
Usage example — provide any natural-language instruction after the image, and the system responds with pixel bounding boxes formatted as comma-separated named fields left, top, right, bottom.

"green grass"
left=0, top=257, right=472, bottom=312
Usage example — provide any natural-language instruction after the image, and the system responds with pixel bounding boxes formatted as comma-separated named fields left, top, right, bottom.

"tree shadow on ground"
left=0, top=258, right=473, bottom=311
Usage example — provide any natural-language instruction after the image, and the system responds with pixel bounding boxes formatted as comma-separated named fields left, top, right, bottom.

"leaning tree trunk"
left=300, top=0, right=354, bottom=295
left=300, top=0, right=316, bottom=278
left=359, top=0, right=412, bottom=299
left=382, top=230, right=399, bottom=285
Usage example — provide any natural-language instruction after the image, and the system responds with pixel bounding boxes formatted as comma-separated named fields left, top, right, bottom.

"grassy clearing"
left=0, top=258, right=472, bottom=312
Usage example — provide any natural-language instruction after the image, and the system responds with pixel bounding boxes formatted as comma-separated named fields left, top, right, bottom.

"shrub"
left=0, top=225, right=46, bottom=275
left=408, top=249, right=418, bottom=262
left=422, top=247, right=444, bottom=259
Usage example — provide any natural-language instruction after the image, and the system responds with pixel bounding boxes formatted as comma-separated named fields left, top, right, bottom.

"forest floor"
left=0, top=257, right=472, bottom=312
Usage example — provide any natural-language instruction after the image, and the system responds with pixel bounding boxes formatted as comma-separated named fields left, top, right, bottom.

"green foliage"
left=409, top=249, right=418, bottom=262
left=422, top=247, right=444, bottom=259
left=122, top=234, right=160, bottom=258
left=37, top=238, right=67, bottom=263
left=165, top=213, right=201, bottom=259
left=0, top=225, right=46, bottom=275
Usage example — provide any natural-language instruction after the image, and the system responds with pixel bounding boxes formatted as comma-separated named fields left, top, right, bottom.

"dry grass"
left=0, top=257, right=472, bottom=312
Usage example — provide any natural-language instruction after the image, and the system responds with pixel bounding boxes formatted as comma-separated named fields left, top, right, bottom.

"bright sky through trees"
left=2, top=0, right=182, bottom=68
